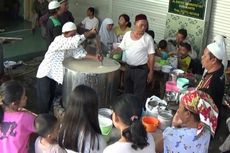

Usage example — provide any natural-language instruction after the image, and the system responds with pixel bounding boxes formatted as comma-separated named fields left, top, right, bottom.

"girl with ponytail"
left=103, top=94, right=156, bottom=153
left=0, top=80, right=36, bottom=153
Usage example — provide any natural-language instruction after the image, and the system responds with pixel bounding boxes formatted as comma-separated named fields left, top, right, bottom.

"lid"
left=63, top=57, right=120, bottom=74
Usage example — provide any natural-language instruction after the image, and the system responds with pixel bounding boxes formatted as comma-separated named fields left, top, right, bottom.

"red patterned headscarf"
left=180, top=90, right=219, bottom=136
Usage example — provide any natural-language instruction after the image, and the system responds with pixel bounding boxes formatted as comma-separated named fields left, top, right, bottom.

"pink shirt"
left=0, top=111, right=36, bottom=153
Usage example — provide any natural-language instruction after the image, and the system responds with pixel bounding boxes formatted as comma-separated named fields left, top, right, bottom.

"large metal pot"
left=62, top=57, right=120, bottom=108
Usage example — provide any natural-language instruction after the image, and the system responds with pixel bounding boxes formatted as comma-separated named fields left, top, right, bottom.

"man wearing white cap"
left=197, top=41, right=225, bottom=110
left=46, top=0, right=62, bottom=46
left=58, top=0, right=74, bottom=26
left=36, top=22, right=102, bottom=113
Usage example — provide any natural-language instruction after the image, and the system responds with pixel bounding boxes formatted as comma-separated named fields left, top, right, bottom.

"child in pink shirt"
left=0, top=80, right=36, bottom=153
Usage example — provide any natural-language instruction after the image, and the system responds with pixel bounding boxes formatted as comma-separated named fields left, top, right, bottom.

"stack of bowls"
left=172, top=69, right=184, bottom=76
left=157, top=111, right=173, bottom=130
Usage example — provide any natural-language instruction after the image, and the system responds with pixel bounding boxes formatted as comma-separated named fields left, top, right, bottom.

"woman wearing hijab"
left=156, top=90, right=218, bottom=153
left=99, top=18, right=117, bottom=54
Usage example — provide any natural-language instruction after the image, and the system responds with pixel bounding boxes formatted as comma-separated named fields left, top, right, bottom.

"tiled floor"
left=0, top=15, right=46, bottom=61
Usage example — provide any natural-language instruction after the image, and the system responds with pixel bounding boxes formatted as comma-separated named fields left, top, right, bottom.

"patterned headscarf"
left=180, top=90, right=219, bottom=136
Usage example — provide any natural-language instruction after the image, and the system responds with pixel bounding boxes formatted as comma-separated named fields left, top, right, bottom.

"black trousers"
left=36, top=77, right=62, bottom=113
left=124, top=64, right=148, bottom=107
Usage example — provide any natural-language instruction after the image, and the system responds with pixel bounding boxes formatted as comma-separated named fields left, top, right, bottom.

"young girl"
left=58, top=85, right=106, bottom=153
left=35, top=113, right=66, bottom=153
left=114, top=14, right=131, bottom=42
left=0, top=80, right=36, bottom=153
left=103, top=94, right=156, bottom=153
left=113, top=14, right=131, bottom=61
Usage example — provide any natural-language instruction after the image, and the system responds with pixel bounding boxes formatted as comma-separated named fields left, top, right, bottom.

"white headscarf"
left=213, top=35, right=228, bottom=70
left=99, top=18, right=117, bottom=51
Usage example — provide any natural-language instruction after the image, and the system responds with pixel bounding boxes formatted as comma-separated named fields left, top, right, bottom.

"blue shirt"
left=163, top=127, right=210, bottom=153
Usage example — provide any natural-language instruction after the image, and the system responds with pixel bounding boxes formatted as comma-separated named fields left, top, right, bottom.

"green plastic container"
left=112, top=53, right=122, bottom=61
left=98, top=115, right=113, bottom=135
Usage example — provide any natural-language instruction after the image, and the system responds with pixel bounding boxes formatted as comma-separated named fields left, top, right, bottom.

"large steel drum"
left=62, top=57, right=120, bottom=108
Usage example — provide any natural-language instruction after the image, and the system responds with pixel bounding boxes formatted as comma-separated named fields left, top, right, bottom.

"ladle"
left=95, top=34, right=103, bottom=66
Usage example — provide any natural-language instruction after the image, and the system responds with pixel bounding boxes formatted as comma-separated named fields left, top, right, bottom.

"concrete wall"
left=69, top=0, right=112, bottom=25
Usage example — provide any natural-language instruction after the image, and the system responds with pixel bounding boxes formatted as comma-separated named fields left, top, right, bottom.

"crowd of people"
left=0, top=80, right=225, bottom=153
left=0, top=0, right=229, bottom=152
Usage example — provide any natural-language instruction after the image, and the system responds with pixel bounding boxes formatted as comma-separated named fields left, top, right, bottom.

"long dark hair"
left=0, top=80, right=24, bottom=123
left=119, top=14, right=131, bottom=28
left=112, top=94, right=148, bottom=150
left=58, top=85, right=101, bottom=152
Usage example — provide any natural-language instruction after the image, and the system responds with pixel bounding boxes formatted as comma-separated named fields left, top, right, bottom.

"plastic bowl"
left=142, top=116, right=159, bottom=132
left=162, top=65, right=172, bottom=73
left=112, top=53, right=122, bottom=61
left=159, top=59, right=167, bottom=65
left=98, top=115, right=113, bottom=135
left=177, top=78, right=189, bottom=90
left=172, top=69, right=184, bottom=75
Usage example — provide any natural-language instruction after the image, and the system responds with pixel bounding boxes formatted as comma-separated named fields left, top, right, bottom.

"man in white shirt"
left=79, top=7, right=99, bottom=30
left=112, top=14, right=155, bottom=107
left=36, top=22, right=102, bottom=113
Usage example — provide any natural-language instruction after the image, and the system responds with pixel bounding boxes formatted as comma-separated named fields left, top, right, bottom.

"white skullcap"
left=48, top=1, right=60, bottom=10
left=62, top=22, right=77, bottom=33
left=207, top=42, right=225, bottom=60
